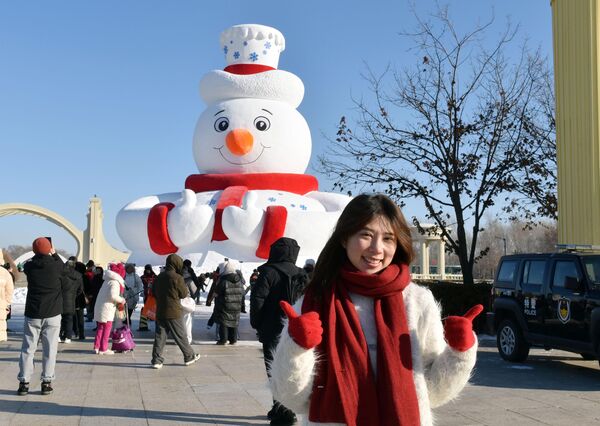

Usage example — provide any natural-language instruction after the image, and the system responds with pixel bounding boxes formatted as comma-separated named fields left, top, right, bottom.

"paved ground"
left=1, top=303, right=600, bottom=426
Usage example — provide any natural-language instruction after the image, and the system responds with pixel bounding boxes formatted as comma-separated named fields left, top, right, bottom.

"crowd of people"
left=2, top=239, right=265, bottom=395
left=1, top=194, right=482, bottom=426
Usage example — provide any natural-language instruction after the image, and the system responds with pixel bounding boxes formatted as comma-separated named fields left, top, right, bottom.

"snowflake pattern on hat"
left=220, top=24, right=285, bottom=69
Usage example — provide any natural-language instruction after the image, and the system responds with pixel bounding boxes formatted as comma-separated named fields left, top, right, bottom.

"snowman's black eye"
left=214, top=117, right=229, bottom=132
left=254, top=116, right=271, bottom=131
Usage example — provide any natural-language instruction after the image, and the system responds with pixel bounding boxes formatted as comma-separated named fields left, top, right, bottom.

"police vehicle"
left=489, top=249, right=600, bottom=364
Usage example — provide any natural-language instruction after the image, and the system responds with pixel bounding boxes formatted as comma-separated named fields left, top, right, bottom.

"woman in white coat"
left=93, top=263, right=126, bottom=355
left=0, top=250, right=15, bottom=342
left=270, top=194, right=482, bottom=426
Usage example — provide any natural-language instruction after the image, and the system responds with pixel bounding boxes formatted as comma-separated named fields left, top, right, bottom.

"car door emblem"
left=558, top=297, right=570, bottom=324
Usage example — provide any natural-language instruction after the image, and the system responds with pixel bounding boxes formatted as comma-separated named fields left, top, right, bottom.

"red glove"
left=444, top=304, right=483, bottom=352
left=280, top=301, right=323, bottom=350
left=117, top=303, right=125, bottom=312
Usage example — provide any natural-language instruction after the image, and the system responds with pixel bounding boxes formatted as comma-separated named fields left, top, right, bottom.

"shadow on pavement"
left=472, top=349, right=600, bottom=391
left=0, top=399, right=267, bottom=425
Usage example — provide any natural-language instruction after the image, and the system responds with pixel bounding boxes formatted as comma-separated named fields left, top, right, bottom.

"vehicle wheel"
left=497, top=319, right=530, bottom=362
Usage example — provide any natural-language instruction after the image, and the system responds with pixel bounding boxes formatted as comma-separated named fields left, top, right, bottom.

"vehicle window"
left=497, top=260, right=519, bottom=288
left=582, top=256, right=600, bottom=284
left=552, top=261, right=581, bottom=289
left=522, top=260, right=545, bottom=291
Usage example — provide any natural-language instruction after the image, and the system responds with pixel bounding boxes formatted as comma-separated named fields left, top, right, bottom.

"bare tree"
left=473, top=216, right=557, bottom=280
left=319, top=6, right=553, bottom=285
left=504, top=71, right=557, bottom=224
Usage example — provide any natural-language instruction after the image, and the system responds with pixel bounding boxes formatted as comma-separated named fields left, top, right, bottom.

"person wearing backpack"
left=250, top=237, right=307, bottom=426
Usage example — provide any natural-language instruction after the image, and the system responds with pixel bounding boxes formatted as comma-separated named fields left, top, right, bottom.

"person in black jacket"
left=59, top=256, right=83, bottom=343
left=17, top=237, right=64, bottom=396
left=250, top=237, right=305, bottom=426
left=213, top=260, right=244, bottom=345
left=73, top=261, right=87, bottom=340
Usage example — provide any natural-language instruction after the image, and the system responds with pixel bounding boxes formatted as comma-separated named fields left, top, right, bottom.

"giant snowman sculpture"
left=117, top=24, right=351, bottom=266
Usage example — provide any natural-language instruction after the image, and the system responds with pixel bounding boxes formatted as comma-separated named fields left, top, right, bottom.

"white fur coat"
left=270, top=282, right=477, bottom=426
left=93, top=270, right=126, bottom=323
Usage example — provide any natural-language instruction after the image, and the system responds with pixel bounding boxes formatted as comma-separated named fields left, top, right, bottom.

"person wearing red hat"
left=17, top=237, right=64, bottom=396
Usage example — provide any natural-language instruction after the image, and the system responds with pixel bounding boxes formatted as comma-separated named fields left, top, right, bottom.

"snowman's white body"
left=116, top=24, right=351, bottom=265
left=117, top=187, right=349, bottom=265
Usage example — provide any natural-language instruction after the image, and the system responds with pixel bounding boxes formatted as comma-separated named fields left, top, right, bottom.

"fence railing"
left=411, top=273, right=464, bottom=282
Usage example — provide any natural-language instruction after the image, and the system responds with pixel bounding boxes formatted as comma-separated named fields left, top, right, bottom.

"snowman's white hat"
left=221, top=24, right=285, bottom=70
left=199, top=24, right=304, bottom=108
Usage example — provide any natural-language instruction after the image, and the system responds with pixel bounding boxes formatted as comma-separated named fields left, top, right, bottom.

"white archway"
left=0, top=203, right=84, bottom=257
left=0, top=198, right=129, bottom=266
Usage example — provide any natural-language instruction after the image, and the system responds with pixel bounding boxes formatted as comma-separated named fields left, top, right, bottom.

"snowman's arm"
left=117, top=192, right=183, bottom=254
left=305, top=191, right=352, bottom=212
left=148, top=189, right=215, bottom=254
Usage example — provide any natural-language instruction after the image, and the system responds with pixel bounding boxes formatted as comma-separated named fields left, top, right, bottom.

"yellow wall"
left=552, top=0, right=600, bottom=244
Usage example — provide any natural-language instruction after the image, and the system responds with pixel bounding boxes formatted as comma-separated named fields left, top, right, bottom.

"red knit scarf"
left=302, top=263, right=420, bottom=426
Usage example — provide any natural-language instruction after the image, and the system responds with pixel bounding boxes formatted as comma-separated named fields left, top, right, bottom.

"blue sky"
left=0, top=0, right=553, bottom=256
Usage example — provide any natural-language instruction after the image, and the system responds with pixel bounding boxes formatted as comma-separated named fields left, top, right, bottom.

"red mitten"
left=117, top=303, right=125, bottom=312
left=444, top=304, right=483, bottom=352
left=280, top=301, right=323, bottom=350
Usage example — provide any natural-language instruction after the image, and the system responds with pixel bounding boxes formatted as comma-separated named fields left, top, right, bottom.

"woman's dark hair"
left=306, top=194, right=413, bottom=298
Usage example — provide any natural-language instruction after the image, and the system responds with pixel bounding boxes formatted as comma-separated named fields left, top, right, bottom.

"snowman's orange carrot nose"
left=226, top=129, right=254, bottom=156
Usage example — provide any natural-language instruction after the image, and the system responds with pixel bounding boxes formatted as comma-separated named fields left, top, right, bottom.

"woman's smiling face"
left=343, top=215, right=397, bottom=274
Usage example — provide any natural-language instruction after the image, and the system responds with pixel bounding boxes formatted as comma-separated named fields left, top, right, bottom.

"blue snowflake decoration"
left=264, top=41, right=272, bottom=49
left=233, top=51, right=240, bottom=59
left=300, top=205, right=307, bottom=210
left=223, top=46, right=228, bottom=54
left=268, top=197, right=277, bottom=202
left=209, top=199, right=217, bottom=206
left=290, top=203, right=296, bottom=208
left=249, top=52, right=259, bottom=62
left=243, top=41, right=248, bottom=46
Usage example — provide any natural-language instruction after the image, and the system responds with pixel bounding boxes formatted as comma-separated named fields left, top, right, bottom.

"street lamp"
left=495, top=236, right=507, bottom=255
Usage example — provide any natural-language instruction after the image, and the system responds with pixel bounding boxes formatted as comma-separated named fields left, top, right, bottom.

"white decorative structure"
left=116, top=24, right=351, bottom=267
left=410, top=224, right=462, bottom=281
left=0, top=198, right=129, bottom=266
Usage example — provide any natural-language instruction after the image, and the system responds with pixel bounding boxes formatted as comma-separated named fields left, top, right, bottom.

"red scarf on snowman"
left=147, top=172, right=318, bottom=258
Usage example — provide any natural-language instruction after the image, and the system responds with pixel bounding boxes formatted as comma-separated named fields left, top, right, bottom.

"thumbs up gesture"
left=168, top=189, right=213, bottom=247
left=443, top=304, right=483, bottom=352
left=280, top=301, right=323, bottom=350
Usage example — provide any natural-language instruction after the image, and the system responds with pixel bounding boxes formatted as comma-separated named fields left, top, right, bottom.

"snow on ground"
left=12, top=287, right=27, bottom=304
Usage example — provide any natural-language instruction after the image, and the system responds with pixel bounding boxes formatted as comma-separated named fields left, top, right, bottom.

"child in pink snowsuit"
left=93, top=263, right=126, bottom=354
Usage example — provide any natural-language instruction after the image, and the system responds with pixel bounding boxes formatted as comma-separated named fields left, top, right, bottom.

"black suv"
left=489, top=252, right=600, bottom=364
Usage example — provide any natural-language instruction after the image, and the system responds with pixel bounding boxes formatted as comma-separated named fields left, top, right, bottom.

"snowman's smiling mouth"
left=215, top=144, right=270, bottom=165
